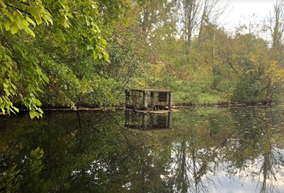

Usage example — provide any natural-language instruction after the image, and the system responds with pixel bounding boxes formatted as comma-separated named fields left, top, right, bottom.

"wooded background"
left=1, top=0, right=284, bottom=118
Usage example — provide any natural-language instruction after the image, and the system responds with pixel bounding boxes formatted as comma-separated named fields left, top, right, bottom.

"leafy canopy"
left=0, top=0, right=116, bottom=118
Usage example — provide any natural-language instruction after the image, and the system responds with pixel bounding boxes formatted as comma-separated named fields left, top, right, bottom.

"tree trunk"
left=142, top=5, right=149, bottom=40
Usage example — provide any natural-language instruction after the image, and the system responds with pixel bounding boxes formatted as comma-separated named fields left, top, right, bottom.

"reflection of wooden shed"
left=125, top=89, right=173, bottom=111
left=125, top=111, right=172, bottom=131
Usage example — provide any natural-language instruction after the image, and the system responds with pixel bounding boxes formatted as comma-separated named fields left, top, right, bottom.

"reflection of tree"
left=170, top=136, right=215, bottom=193
left=0, top=111, right=124, bottom=192
left=165, top=109, right=229, bottom=193
left=164, top=107, right=284, bottom=193
left=172, top=139, right=190, bottom=192
left=257, top=109, right=284, bottom=193
left=1, top=107, right=284, bottom=192
left=220, top=107, right=284, bottom=193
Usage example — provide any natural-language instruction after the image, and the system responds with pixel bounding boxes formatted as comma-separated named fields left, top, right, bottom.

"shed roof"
left=128, top=89, right=173, bottom=93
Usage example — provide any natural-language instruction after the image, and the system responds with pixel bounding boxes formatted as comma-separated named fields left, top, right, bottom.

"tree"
left=270, top=0, right=284, bottom=52
left=0, top=0, right=127, bottom=117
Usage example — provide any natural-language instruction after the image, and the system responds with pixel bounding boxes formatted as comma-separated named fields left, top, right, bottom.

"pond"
left=1, top=106, right=284, bottom=193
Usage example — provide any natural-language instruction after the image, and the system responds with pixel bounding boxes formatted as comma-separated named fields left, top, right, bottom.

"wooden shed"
left=125, top=89, right=173, bottom=111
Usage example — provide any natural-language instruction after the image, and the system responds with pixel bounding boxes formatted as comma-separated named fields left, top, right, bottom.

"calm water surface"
left=1, top=106, right=284, bottom=193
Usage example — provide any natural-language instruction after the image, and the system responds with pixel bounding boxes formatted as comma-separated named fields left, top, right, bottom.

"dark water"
left=1, top=107, right=284, bottom=193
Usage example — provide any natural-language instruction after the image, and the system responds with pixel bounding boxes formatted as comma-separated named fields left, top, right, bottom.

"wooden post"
left=143, top=91, right=149, bottom=110
left=168, top=112, right=172, bottom=128
left=150, top=92, right=154, bottom=110
left=125, top=89, right=130, bottom=108
left=168, top=93, right=173, bottom=110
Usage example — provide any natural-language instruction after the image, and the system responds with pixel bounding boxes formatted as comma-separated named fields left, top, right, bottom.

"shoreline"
left=0, top=102, right=281, bottom=116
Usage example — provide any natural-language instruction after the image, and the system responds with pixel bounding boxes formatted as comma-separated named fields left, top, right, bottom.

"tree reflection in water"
left=1, top=107, right=284, bottom=192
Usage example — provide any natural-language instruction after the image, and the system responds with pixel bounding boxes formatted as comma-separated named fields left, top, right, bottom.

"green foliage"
left=20, top=147, right=50, bottom=193
left=1, top=0, right=52, bottom=37
left=232, top=74, right=263, bottom=103
left=0, top=165, right=20, bottom=193
left=158, top=74, right=222, bottom=104
left=0, top=0, right=130, bottom=116
left=0, top=147, right=50, bottom=193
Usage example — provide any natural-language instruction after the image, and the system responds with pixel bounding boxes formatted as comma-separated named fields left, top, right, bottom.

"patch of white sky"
left=218, top=0, right=278, bottom=39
